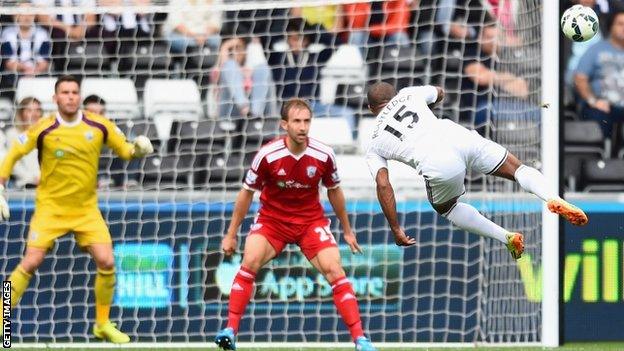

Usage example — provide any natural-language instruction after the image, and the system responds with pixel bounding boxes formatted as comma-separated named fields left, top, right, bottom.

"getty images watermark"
left=2, top=281, right=10, bottom=348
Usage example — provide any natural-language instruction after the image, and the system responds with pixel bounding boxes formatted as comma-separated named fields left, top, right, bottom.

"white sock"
left=513, top=164, right=558, bottom=202
left=443, top=202, right=508, bottom=243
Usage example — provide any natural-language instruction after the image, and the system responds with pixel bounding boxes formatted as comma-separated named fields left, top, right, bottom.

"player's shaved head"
left=367, top=82, right=397, bottom=112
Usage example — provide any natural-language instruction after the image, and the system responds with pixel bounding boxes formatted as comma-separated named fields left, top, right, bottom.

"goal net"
left=0, top=0, right=548, bottom=345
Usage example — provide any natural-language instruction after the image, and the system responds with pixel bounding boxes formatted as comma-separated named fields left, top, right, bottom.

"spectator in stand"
left=0, top=1, right=51, bottom=98
left=99, top=0, right=155, bottom=56
left=213, top=31, right=276, bottom=120
left=163, top=0, right=222, bottom=54
left=564, top=0, right=611, bottom=86
left=368, top=0, right=412, bottom=47
left=461, top=23, right=534, bottom=129
left=342, top=2, right=371, bottom=56
left=574, top=6, right=624, bottom=138
left=34, top=0, right=98, bottom=70
left=290, top=5, right=344, bottom=46
left=268, top=18, right=356, bottom=132
left=83, top=94, right=139, bottom=189
left=0, top=97, right=41, bottom=188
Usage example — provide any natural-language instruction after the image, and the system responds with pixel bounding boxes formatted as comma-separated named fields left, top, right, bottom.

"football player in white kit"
left=365, top=82, right=588, bottom=259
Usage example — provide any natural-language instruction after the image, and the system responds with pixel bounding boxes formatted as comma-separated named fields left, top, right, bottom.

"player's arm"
left=464, top=62, right=529, bottom=99
left=104, top=119, right=153, bottom=160
left=222, top=187, right=255, bottom=256
left=366, top=152, right=416, bottom=247
left=0, top=127, right=39, bottom=220
left=327, top=186, right=362, bottom=253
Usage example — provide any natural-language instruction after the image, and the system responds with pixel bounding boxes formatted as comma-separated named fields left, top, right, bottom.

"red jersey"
left=243, top=136, right=340, bottom=224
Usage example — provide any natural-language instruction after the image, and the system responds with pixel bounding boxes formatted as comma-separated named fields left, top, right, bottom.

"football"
left=561, top=5, right=599, bottom=42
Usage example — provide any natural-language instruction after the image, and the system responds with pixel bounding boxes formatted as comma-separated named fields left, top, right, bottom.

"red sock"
left=331, top=277, right=364, bottom=341
left=226, top=266, right=256, bottom=334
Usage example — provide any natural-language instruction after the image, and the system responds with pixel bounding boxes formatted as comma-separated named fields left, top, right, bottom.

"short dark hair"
left=606, top=3, right=624, bottom=34
left=83, top=94, right=105, bottom=106
left=54, top=75, right=80, bottom=92
left=367, top=82, right=397, bottom=111
left=280, top=98, right=312, bottom=121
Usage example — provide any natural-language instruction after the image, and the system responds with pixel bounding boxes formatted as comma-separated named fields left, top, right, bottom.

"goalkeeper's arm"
left=0, top=144, right=29, bottom=220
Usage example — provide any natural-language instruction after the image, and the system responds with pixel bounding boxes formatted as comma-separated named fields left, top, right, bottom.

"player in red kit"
left=215, top=98, right=377, bottom=351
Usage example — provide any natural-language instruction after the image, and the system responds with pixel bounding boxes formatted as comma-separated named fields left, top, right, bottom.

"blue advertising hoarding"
left=1, top=197, right=622, bottom=342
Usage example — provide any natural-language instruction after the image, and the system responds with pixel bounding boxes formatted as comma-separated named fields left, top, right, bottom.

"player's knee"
left=322, top=264, right=346, bottom=283
left=94, top=256, right=115, bottom=271
left=20, top=253, right=45, bottom=273
left=432, top=200, right=457, bottom=216
left=241, top=254, right=265, bottom=273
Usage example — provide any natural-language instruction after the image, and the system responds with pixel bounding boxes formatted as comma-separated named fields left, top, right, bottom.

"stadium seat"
left=15, top=77, right=57, bottom=113
left=0, top=98, right=13, bottom=120
left=581, top=158, right=624, bottom=192
left=201, top=151, right=245, bottom=190
left=81, top=78, right=140, bottom=119
left=564, top=154, right=598, bottom=192
left=240, top=116, right=281, bottom=144
left=334, top=83, right=367, bottom=110
left=308, top=118, right=356, bottom=153
left=119, top=40, right=172, bottom=92
left=143, top=79, right=203, bottom=141
left=64, top=41, right=111, bottom=76
left=169, top=119, right=228, bottom=153
left=617, top=123, right=624, bottom=158
left=319, top=44, right=367, bottom=106
left=139, top=153, right=193, bottom=190
left=564, top=120, right=609, bottom=158
left=117, top=119, right=162, bottom=151
left=381, top=44, right=425, bottom=72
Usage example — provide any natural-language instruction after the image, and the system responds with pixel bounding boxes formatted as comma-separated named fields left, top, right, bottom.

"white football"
left=561, top=5, right=599, bottom=42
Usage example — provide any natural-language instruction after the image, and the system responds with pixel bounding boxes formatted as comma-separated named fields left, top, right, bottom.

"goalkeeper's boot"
left=355, top=336, right=377, bottom=351
left=547, top=198, right=588, bottom=226
left=505, top=233, right=525, bottom=260
left=215, top=327, right=237, bottom=350
left=93, top=321, right=130, bottom=344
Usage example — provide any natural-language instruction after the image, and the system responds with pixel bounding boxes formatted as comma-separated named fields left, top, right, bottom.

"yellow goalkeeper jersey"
left=0, top=111, right=135, bottom=214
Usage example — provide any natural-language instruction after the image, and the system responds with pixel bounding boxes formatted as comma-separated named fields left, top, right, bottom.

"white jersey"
left=365, top=85, right=508, bottom=204
left=365, top=85, right=441, bottom=177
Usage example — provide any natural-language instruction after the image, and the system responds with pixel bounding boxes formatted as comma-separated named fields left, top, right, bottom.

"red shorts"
left=248, top=216, right=337, bottom=260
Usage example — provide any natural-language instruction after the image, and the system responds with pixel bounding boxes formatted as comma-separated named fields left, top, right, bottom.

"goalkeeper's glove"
left=132, top=135, right=154, bottom=158
left=0, top=184, right=9, bottom=220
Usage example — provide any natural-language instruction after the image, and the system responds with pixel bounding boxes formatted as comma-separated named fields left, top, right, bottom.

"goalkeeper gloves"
left=132, top=135, right=154, bottom=158
left=0, top=184, right=9, bottom=220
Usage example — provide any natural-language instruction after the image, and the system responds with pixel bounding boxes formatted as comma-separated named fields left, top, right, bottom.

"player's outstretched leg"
left=492, top=153, right=588, bottom=225
left=89, top=244, right=130, bottom=344
left=216, top=234, right=275, bottom=350
left=310, top=248, right=377, bottom=350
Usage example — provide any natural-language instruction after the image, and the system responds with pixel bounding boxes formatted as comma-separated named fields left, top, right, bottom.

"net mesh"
left=0, top=0, right=543, bottom=344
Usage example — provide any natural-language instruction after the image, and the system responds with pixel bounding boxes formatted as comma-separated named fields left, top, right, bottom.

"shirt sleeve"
left=0, top=124, right=40, bottom=179
left=365, top=149, right=388, bottom=179
left=103, top=118, right=135, bottom=160
left=400, top=85, right=438, bottom=104
left=322, top=150, right=340, bottom=189
left=575, top=41, right=600, bottom=78
left=243, top=151, right=268, bottom=191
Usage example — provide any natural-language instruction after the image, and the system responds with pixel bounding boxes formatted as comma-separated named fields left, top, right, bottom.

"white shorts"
left=420, top=120, right=508, bottom=204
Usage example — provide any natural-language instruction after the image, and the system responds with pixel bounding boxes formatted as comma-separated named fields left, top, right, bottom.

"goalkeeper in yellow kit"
left=0, top=75, right=154, bottom=343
